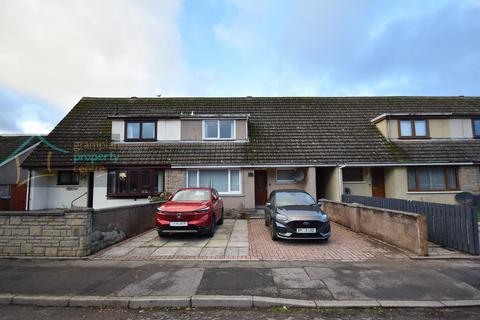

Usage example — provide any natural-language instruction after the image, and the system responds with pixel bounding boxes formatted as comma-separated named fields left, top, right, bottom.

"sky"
left=0, top=0, right=479, bottom=134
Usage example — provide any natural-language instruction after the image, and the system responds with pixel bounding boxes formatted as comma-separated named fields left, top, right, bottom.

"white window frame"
left=186, top=169, right=242, bottom=195
left=276, top=169, right=297, bottom=183
left=202, top=119, right=236, bottom=140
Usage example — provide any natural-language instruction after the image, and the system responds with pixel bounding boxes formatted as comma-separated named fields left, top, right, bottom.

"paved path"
left=94, top=219, right=406, bottom=261
left=1, top=259, right=479, bottom=302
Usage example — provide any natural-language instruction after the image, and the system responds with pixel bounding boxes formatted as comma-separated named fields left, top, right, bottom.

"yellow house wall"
left=324, top=167, right=341, bottom=202
left=386, top=118, right=474, bottom=139
left=343, top=167, right=372, bottom=197
left=384, top=167, right=459, bottom=205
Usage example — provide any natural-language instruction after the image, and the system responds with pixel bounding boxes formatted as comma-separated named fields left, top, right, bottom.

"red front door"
left=11, top=184, right=27, bottom=211
left=371, top=168, right=385, bottom=198
left=254, top=170, right=268, bottom=206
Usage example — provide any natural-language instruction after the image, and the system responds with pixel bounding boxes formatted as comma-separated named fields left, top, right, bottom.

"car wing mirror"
left=317, top=200, right=322, bottom=207
left=266, top=202, right=272, bottom=208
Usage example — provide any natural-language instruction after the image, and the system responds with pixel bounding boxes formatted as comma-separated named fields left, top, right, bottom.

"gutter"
left=171, top=162, right=474, bottom=169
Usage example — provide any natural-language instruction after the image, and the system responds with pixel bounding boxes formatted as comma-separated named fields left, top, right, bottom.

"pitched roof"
left=22, top=96, right=480, bottom=168
left=0, top=135, right=41, bottom=165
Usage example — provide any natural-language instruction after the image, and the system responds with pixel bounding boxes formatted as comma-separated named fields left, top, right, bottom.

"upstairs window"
left=107, top=168, right=164, bottom=197
left=399, top=119, right=428, bottom=138
left=125, top=121, right=156, bottom=141
left=57, top=171, right=80, bottom=185
left=473, top=119, right=480, bottom=138
left=342, top=168, right=364, bottom=182
left=203, top=120, right=235, bottom=140
left=407, top=167, right=458, bottom=192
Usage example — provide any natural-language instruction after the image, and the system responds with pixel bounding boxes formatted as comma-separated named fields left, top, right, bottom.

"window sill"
left=406, top=191, right=462, bottom=194
left=107, top=194, right=154, bottom=199
left=343, top=181, right=366, bottom=184
left=219, top=193, right=243, bottom=197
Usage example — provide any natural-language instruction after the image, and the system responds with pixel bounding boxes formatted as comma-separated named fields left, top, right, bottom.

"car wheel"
left=206, top=214, right=216, bottom=238
left=270, top=223, right=279, bottom=241
left=217, top=208, right=224, bottom=225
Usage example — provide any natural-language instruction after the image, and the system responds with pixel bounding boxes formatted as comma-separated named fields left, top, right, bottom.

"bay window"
left=186, top=169, right=241, bottom=194
left=407, top=167, right=458, bottom=191
left=203, top=120, right=235, bottom=140
left=107, top=168, right=164, bottom=196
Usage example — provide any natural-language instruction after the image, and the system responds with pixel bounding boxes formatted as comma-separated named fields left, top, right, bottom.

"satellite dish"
left=344, top=187, right=351, bottom=195
left=293, top=171, right=305, bottom=182
left=455, top=192, right=474, bottom=206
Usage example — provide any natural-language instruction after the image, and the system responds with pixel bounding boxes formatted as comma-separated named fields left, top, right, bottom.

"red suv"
left=156, top=188, right=224, bottom=237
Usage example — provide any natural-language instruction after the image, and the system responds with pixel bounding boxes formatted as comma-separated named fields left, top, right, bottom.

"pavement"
left=94, top=219, right=407, bottom=261
left=1, top=257, right=480, bottom=309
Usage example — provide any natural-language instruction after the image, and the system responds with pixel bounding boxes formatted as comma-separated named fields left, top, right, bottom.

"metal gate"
left=342, top=194, right=480, bottom=255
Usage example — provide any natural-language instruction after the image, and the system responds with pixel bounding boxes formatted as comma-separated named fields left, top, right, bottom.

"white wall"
left=111, top=120, right=125, bottom=141
left=158, top=120, right=181, bottom=140
left=92, top=171, right=151, bottom=209
left=29, top=170, right=88, bottom=210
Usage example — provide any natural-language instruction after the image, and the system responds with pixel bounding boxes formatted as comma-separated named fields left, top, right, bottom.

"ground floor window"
left=407, top=166, right=458, bottom=191
left=186, top=169, right=240, bottom=194
left=107, top=168, right=164, bottom=196
left=0, top=185, right=11, bottom=200
left=342, top=168, right=364, bottom=182
left=57, top=171, right=80, bottom=185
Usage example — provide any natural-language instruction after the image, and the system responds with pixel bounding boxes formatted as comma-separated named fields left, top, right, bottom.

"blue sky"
left=0, top=0, right=479, bottom=134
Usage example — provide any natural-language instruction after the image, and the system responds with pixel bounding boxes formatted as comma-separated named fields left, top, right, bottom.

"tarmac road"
left=0, top=305, right=479, bottom=320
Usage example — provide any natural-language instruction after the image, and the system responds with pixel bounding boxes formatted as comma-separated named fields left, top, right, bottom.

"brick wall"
left=0, top=209, right=92, bottom=257
left=165, top=169, right=185, bottom=193
left=459, top=166, right=480, bottom=194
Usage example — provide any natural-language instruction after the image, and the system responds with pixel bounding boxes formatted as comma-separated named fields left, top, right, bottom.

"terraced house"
left=22, top=96, right=480, bottom=212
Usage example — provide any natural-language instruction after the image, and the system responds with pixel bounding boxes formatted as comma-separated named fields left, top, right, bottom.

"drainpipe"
left=26, top=169, right=31, bottom=211
left=338, top=163, right=347, bottom=202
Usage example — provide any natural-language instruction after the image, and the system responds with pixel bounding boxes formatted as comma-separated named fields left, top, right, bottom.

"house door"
left=371, top=168, right=385, bottom=198
left=254, top=170, right=268, bottom=206
left=11, top=183, right=27, bottom=210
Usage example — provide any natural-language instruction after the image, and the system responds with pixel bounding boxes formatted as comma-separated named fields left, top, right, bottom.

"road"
left=0, top=305, right=480, bottom=320
left=1, top=259, right=480, bottom=301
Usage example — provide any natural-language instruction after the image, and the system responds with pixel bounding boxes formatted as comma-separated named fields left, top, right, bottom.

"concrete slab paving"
left=272, top=268, right=326, bottom=289
left=118, top=268, right=205, bottom=297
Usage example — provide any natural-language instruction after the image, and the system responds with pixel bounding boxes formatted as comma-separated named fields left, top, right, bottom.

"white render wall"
left=29, top=170, right=88, bottom=210
left=91, top=171, right=150, bottom=209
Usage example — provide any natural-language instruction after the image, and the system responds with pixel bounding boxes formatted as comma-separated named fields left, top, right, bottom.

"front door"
left=254, top=170, right=268, bottom=206
left=371, top=168, right=385, bottom=198
left=11, top=183, right=27, bottom=210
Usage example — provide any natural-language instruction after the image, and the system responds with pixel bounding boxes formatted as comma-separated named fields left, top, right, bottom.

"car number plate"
left=170, top=221, right=188, bottom=227
left=296, top=228, right=316, bottom=233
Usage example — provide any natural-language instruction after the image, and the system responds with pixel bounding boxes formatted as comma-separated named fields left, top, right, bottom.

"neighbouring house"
left=0, top=135, right=42, bottom=210
left=21, top=96, right=480, bottom=212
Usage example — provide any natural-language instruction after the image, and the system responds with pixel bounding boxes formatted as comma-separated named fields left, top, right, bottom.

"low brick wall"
left=0, top=202, right=160, bottom=257
left=321, top=200, right=428, bottom=256
left=0, top=209, right=92, bottom=257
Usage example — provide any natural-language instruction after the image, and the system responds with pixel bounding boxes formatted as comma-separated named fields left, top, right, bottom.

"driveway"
left=93, top=219, right=407, bottom=261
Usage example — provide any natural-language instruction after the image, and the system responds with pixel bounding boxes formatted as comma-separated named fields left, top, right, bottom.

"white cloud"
left=0, top=0, right=185, bottom=110
left=18, top=120, right=53, bottom=135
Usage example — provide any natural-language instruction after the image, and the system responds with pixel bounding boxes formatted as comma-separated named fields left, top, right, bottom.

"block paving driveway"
left=93, top=219, right=407, bottom=261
